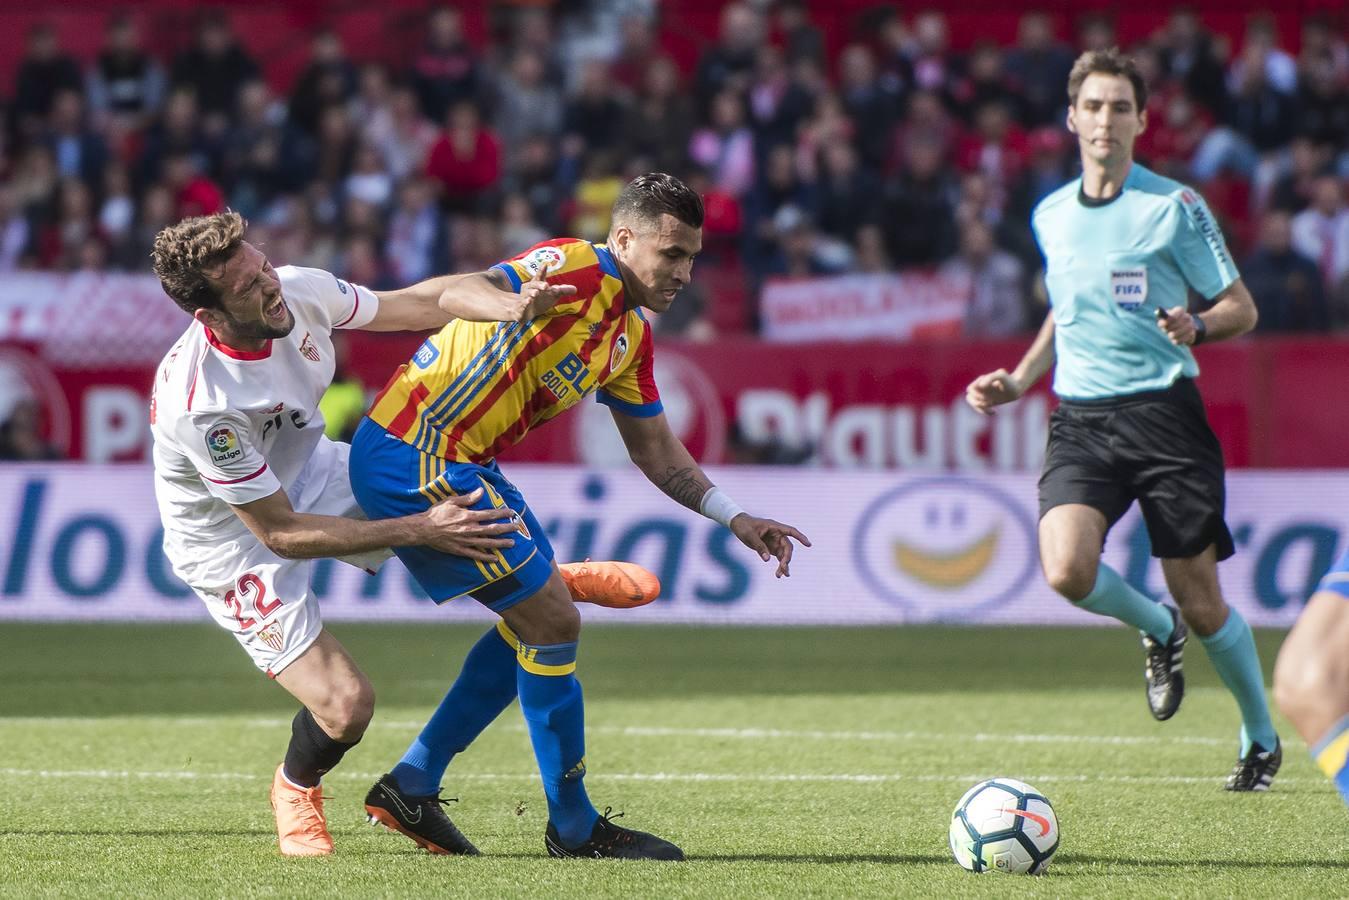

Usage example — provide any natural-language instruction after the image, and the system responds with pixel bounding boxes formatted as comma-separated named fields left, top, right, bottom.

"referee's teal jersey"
left=1031, top=163, right=1240, bottom=400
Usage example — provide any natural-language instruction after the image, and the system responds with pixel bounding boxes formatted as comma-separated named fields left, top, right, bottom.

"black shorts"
left=1038, top=377, right=1235, bottom=561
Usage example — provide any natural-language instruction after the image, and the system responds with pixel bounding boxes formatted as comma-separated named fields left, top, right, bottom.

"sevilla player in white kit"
left=149, top=212, right=657, bottom=857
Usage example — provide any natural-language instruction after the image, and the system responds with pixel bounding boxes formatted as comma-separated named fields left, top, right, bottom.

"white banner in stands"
left=0, top=464, right=1340, bottom=627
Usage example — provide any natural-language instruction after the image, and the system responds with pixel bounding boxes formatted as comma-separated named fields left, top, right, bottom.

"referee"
left=966, top=48, right=1280, bottom=791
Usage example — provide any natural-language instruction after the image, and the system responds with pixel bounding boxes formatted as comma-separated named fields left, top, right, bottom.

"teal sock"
left=1198, top=608, right=1278, bottom=756
left=1076, top=564, right=1174, bottom=642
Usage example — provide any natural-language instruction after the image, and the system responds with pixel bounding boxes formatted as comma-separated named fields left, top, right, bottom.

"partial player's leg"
left=559, top=560, right=660, bottom=608
left=499, top=572, right=683, bottom=861
left=1127, top=383, right=1277, bottom=784
left=1038, top=503, right=1107, bottom=601
left=1040, top=501, right=1183, bottom=719
left=364, top=611, right=515, bottom=855
left=1274, top=561, right=1349, bottom=806
left=1161, top=549, right=1280, bottom=789
left=382, top=552, right=646, bottom=805
left=189, top=544, right=369, bottom=856
left=348, top=426, right=536, bottom=853
left=1038, top=401, right=1179, bottom=665
left=269, top=628, right=375, bottom=855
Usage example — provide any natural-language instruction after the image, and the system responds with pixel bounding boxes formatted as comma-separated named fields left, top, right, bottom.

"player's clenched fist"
left=965, top=368, right=1024, bottom=416
left=729, top=514, right=811, bottom=579
left=419, top=487, right=520, bottom=560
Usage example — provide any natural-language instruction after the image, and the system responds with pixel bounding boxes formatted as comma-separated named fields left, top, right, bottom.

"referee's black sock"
left=283, top=708, right=360, bottom=788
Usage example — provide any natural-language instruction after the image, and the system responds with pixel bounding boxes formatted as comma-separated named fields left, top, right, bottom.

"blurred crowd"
left=0, top=2, right=1346, bottom=339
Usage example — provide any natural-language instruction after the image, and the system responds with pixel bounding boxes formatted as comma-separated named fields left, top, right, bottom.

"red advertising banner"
left=759, top=272, right=967, bottom=342
left=9, top=331, right=1345, bottom=468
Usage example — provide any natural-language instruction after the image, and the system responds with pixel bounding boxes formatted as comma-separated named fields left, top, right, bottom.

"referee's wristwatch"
left=1190, top=313, right=1207, bottom=345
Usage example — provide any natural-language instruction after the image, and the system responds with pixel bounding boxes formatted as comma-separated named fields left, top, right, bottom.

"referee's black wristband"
left=1191, top=314, right=1207, bottom=345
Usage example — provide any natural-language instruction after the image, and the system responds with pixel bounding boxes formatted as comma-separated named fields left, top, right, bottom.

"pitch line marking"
left=0, top=768, right=1320, bottom=787
left=0, top=718, right=1287, bottom=748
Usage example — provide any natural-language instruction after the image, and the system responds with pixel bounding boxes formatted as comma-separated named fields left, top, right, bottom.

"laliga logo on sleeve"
left=206, top=424, right=243, bottom=464
left=521, top=246, right=566, bottom=278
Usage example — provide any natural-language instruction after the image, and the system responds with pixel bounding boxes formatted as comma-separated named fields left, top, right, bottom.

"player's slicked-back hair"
left=1067, top=47, right=1148, bottom=111
left=152, top=211, right=247, bottom=314
left=611, top=173, right=704, bottom=232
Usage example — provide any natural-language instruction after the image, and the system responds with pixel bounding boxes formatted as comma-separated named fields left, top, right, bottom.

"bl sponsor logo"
left=853, top=478, right=1037, bottom=617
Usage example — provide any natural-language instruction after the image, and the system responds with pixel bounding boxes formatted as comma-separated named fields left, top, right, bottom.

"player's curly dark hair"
left=611, top=173, right=705, bottom=231
left=1067, top=47, right=1148, bottom=111
left=151, top=211, right=247, bottom=314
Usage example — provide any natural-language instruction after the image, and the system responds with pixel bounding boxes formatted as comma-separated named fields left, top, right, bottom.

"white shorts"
left=195, top=550, right=326, bottom=677
left=169, top=439, right=392, bottom=676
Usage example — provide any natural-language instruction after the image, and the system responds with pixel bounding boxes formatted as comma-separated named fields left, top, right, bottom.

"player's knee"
left=327, top=678, right=375, bottom=739
left=530, top=586, right=583, bottom=644
left=1043, top=558, right=1095, bottom=602
left=1273, top=653, right=1315, bottom=723
left=1274, top=641, right=1338, bottom=723
left=537, top=595, right=581, bottom=644
left=1174, top=595, right=1228, bottom=637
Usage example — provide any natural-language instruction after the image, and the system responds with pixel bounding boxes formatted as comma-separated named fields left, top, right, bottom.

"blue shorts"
left=348, top=417, right=555, bottom=612
left=1318, top=548, right=1349, bottom=600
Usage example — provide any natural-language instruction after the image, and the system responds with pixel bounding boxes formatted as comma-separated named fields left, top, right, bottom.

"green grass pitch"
left=0, top=622, right=1344, bottom=898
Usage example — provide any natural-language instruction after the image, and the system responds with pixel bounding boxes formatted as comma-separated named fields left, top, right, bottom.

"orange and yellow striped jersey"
left=367, top=238, right=662, bottom=463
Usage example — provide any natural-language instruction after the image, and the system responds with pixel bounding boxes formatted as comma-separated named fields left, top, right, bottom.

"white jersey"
left=151, top=265, right=379, bottom=583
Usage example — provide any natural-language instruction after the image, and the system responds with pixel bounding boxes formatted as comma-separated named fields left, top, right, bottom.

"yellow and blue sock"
left=1076, top=563, right=1174, bottom=643
left=391, top=624, right=518, bottom=797
left=501, top=621, right=599, bottom=846
left=1311, top=714, right=1349, bottom=807
left=1197, top=608, right=1278, bottom=756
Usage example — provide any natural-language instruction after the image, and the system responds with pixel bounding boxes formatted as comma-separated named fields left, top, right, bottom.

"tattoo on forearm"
left=654, top=466, right=710, bottom=512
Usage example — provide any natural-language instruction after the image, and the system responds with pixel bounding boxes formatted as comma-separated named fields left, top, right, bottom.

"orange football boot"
left=269, top=763, right=334, bottom=857
left=559, top=560, right=661, bottom=609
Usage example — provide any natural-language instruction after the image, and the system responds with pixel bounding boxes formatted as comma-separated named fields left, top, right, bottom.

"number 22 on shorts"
left=223, top=573, right=282, bottom=630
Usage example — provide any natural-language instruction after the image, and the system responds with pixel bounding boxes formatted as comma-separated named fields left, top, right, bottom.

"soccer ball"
left=948, top=778, right=1059, bottom=874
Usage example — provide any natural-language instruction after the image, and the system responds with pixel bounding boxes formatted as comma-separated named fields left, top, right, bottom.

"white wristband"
left=699, top=486, right=745, bottom=528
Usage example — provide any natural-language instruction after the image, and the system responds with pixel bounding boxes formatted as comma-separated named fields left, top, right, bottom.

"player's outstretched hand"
left=965, top=368, right=1023, bottom=416
left=514, top=262, right=577, bottom=321
left=729, top=514, right=811, bottom=579
left=420, top=487, right=520, bottom=561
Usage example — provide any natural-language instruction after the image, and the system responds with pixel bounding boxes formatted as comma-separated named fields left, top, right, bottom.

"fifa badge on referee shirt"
left=1110, top=266, right=1148, bottom=311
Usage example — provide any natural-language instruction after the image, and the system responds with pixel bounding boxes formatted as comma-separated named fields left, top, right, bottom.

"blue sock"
left=1076, top=563, right=1174, bottom=643
left=1311, top=714, right=1349, bottom=808
left=501, top=621, right=598, bottom=846
left=1198, top=608, right=1278, bottom=756
left=391, top=625, right=518, bottom=797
